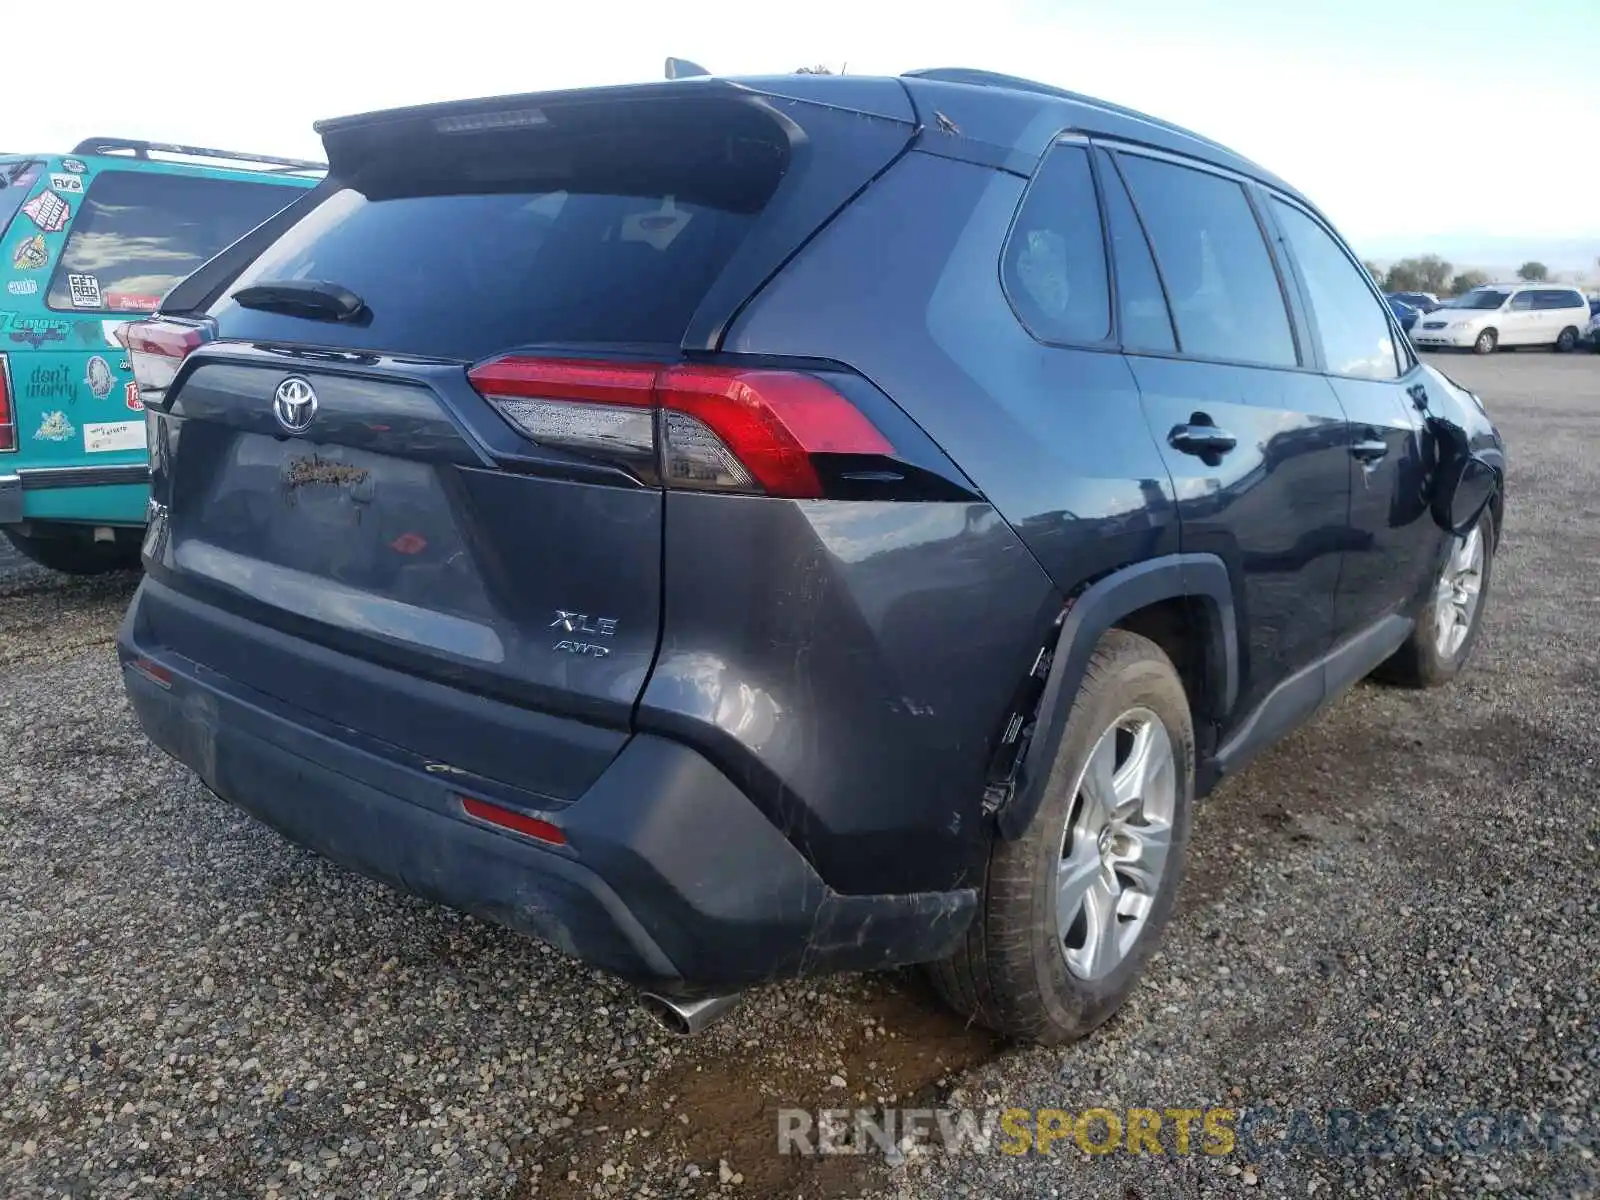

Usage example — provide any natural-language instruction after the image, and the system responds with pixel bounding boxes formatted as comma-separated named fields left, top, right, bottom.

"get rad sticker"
left=67, top=274, right=102, bottom=308
left=20, top=190, right=70, bottom=233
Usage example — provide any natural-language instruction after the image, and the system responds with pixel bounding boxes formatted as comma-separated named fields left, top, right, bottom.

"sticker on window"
left=49, top=173, right=84, bottom=195
left=67, top=274, right=102, bottom=308
left=11, top=235, right=49, bottom=272
left=20, top=190, right=71, bottom=234
left=104, top=292, right=162, bottom=312
left=83, top=419, right=146, bottom=453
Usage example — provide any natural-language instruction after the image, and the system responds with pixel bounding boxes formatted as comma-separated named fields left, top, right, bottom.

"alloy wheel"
left=1434, top=525, right=1484, bottom=659
left=1057, top=707, right=1177, bottom=981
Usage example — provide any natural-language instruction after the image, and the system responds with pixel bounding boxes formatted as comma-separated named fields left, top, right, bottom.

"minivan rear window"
left=211, top=103, right=791, bottom=362
left=46, top=170, right=298, bottom=313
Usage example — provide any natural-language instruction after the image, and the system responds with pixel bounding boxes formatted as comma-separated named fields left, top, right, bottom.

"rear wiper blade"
left=233, top=279, right=368, bottom=323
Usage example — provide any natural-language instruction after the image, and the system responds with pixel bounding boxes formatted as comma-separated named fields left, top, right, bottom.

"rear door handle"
left=1351, top=432, right=1389, bottom=463
left=1168, top=422, right=1237, bottom=457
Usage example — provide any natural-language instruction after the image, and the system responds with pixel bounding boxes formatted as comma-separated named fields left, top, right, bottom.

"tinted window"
left=0, top=161, right=41, bottom=240
left=214, top=106, right=790, bottom=360
left=1272, top=201, right=1399, bottom=380
left=1001, top=145, right=1111, bottom=344
left=1097, top=151, right=1175, bottom=353
left=1534, top=289, right=1582, bottom=310
left=47, top=171, right=298, bottom=313
left=1117, top=154, right=1296, bottom=367
left=1444, top=289, right=1508, bottom=310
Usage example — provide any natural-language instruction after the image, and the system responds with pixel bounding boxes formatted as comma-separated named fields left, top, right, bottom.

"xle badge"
left=551, top=610, right=617, bottom=658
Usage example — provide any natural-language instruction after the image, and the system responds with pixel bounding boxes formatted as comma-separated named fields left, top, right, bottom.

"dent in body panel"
left=640, top=492, right=1057, bottom=897
left=724, top=151, right=1181, bottom=596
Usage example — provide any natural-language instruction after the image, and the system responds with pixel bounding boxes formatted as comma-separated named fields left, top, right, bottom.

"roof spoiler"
left=70, top=137, right=325, bottom=175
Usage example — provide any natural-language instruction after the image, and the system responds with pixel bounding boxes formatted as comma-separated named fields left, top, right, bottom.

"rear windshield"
left=46, top=170, right=302, bottom=313
left=210, top=102, right=790, bottom=361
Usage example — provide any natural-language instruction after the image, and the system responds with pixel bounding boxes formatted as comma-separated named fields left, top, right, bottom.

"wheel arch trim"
left=994, top=553, right=1237, bottom=840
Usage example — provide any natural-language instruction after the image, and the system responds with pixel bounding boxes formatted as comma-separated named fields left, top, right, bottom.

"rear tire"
left=927, top=630, right=1194, bottom=1045
left=1, top=527, right=143, bottom=576
left=1555, top=326, right=1579, bottom=353
left=1376, top=507, right=1494, bottom=688
left=1473, top=328, right=1498, bottom=355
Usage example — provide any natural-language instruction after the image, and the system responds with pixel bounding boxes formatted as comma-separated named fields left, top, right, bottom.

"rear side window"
left=213, top=103, right=791, bottom=361
left=1534, top=289, right=1583, bottom=310
left=1096, top=150, right=1176, bottom=353
left=1001, top=144, right=1111, bottom=345
left=0, top=160, right=42, bottom=239
left=1271, top=201, right=1399, bottom=380
left=47, top=171, right=297, bottom=313
left=1117, top=154, right=1297, bottom=369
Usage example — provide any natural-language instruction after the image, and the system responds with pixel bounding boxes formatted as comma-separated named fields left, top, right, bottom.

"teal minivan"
left=0, top=139, right=318, bottom=573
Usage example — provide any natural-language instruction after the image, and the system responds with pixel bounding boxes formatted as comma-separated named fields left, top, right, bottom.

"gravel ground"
left=2, top=351, right=1597, bottom=1199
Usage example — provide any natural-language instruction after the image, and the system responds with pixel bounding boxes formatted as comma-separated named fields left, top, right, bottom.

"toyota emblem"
left=272, top=376, right=318, bottom=435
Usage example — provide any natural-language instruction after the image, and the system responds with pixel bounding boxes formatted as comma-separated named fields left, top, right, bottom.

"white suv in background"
left=1410, top=284, right=1591, bottom=354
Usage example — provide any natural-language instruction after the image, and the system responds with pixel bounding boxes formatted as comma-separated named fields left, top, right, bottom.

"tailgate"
left=142, top=350, right=659, bottom=800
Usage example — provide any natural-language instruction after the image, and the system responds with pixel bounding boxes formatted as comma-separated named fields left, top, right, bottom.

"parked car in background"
left=1387, top=296, right=1420, bottom=332
left=116, top=69, right=1505, bottom=1045
left=0, top=140, right=319, bottom=573
left=1585, top=306, right=1600, bottom=351
left=1409, top=283, right=1591, bottom=354
left=1388, top=290, right=1441, bottom=313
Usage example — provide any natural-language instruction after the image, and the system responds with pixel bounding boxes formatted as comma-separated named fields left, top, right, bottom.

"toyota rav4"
left=116, top=69, right=1505, bottom=1043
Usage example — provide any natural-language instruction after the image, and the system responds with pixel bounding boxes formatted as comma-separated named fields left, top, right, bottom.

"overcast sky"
left=7, top=0, right=1596, bottom=248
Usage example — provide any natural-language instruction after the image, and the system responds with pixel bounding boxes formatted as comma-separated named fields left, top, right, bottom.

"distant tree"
left=1385, top=255, right=1453, bottom=295
left=1449, top=270, right=1490, bottom=295
left=1362, top=260, right=1384, bottom=283
left=1516, top=261, right=1549, bottom=282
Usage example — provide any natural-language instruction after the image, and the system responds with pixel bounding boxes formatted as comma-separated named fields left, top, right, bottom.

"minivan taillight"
left=0, top=354, right=15, bottom=452
left=120, top=317, right=216, bottom=410
left=469, top=357, right=894, bottom=499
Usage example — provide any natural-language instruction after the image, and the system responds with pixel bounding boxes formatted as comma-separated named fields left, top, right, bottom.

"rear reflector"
left=121, top=317, right=216, bottom=409
left=469, top=357, right=894, bottom=499
left=460, top=795, right=568, bottom=846
left=0, top=354, right=14, bottom=452
left=126, top=656, right=173, bottom=689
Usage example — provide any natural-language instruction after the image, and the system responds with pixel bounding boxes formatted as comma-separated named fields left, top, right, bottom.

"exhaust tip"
left=640, top=991, right=740, bottom=1036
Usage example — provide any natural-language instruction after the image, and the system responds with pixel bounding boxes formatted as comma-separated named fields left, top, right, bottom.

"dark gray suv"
left=117, top=69, right=1505, bottom=1043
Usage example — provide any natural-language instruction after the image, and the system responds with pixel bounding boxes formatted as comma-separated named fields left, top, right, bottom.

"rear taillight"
left=469, top=357, right=894, bottom=500
left=120, top=317, right=215, bottom=409
left=0, top=354, right=15, bottom=452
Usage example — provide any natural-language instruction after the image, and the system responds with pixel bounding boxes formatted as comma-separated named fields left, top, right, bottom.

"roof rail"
left=900, top=68, right=1238, bottom=155
left=69, top=137, right=325, bottom=174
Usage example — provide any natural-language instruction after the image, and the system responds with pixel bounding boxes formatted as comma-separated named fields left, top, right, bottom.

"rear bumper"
left=117, top=583, right=976, bottom=992
left=0, top=464, right=151, bottom=525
